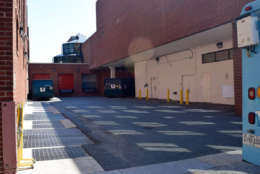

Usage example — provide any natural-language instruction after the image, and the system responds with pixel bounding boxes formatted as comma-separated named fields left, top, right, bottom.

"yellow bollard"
left=146, top=88, right=149, bottom=100
left=167, top=89, right=170, bottom=103
left=17, top=104, right=35, bottom=169
left=185, top=89, right=190, bottom=105
left=180, top=89, right=184, bottom=104
left=138, top=89, right=142, bottom=99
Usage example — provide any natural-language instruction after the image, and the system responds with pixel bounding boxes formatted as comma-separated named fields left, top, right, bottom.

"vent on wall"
left=202, top=49, right=233, bottom=64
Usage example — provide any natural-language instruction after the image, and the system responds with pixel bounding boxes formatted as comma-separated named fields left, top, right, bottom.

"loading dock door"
left=33, top=74, right=50, bottom=80
left=58, top=74, right=74, bottom=93
left=82, top=74, right=97, bottom=93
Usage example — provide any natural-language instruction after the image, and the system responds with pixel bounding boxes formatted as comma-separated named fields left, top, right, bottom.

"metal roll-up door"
left=58, top=74, right=74, bottom=93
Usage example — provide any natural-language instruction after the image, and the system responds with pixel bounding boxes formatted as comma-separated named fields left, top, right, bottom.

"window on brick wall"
left=202, top=49, right=233, bottom=64
left=16, top=18, right=19, bottom=54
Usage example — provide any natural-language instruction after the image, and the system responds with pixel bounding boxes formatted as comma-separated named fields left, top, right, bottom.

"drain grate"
left=32, top=123, right=65, bottom=129
left=33, top=121, right=60, bottom=124
left=32, top=146, right=87, bottom=161
left=24, top=113, right=64, bottom=121
left=24, top=129, right=85, bottom=137
left=24, top=137, right=93, bottom=148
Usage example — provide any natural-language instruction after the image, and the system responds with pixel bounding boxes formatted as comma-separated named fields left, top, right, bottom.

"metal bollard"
left=146, top=88, right=149, bottom=100
left=180, top=89, right=184, bottom=104
left=17, top=104, right=35, bottom=169
left=138, top=89, right=142, bottom=99
left=167, top=89, right=170, bottom=103
left=185, top=89, right=190, bottom=105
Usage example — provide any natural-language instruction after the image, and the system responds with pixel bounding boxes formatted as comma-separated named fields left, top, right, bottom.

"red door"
left=58, top=74, right=74, bottom=90
left=33, top=74, right=50, bottom=80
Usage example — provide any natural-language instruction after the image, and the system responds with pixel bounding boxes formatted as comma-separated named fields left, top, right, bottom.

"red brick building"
left=0, top=0, right=29, bottom=173
left=29, top=0, right=254, bottom=116
left=29, top=63, right=101, bottom=97
left=82, top=0, right=254, bottom=115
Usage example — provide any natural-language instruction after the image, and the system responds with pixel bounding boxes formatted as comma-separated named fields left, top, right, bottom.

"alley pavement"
left=51, top=97, right=243, bottom=171
left=19, top=101, right=103, bottom=174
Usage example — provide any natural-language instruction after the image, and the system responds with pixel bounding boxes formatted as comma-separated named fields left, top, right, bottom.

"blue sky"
left=28, top=0, right=97, bottom=63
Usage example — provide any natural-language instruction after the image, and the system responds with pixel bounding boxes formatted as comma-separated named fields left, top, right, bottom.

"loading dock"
left=58, top=74, right=74, bottom=94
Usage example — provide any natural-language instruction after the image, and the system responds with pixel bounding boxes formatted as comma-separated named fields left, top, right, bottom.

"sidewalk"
left=96, top=150, right=260, bottom=174
left=19, top=101, right=103, bottom=174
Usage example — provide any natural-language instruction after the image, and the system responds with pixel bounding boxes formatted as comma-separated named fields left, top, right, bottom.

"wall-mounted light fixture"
left=19, top=27, right=24, bottom=36
left=216, top=42, right=223, bottom=49
left=155, top=57, right=160, bottom=63
left=23, top=51, right=28, bottom=57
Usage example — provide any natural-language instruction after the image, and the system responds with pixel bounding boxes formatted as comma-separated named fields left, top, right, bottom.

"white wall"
left=135, top=39, right=234, bottom=105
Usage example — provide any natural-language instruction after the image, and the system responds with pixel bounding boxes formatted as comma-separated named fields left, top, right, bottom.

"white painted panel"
left=222, top=85, right=234, bottom=98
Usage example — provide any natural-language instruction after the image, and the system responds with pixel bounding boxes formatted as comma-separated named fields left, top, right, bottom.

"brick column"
left=232, top=22, right=242, bottom=116
left=0, top=0, right=15, bottom=172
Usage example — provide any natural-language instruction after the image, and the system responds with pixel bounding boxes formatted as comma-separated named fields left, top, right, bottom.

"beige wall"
left=135, top=39, right=234, bottom=105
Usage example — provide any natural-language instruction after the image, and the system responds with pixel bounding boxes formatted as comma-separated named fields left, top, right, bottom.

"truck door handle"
left=247, top=129, right=255, bottom=134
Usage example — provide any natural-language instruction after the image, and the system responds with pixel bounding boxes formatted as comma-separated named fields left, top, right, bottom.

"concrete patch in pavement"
left=159, top=105, right=184, bottom=109
left=94, top=121, right=119, bottom=126
left=135, top=106, right=156, bottom=109
left=108, top=130, right=144, bottom=135
left=122, top=110, right=150, bottom=114
left=97, top=110, right=118, bottom=114
left=186, top=109, right=220, bottom=113
left=65, top=106, right=78, bottom=109
left=87, top=106, right=104, bottom=109
left=179, top=121, right=215, bottom=126
left=72, top=109, right=90, bottom=113
left=110, top=106, right=128, bottom=110
left=81, top=115, right=102, bottom=119
left=155, top=109, right=185, bottom=113
left=115, top=116, right=138, bottom=119
left=158, top=131, right=205, bottom=136
left=163, top=116, right=175, bottom=119
left=133, top=122, right=167, bottom=127
left=60, top=119, right=76, bottom=128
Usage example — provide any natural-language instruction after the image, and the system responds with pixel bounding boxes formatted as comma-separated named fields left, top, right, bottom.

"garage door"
left=58, top=74, right=74, bottom=92
left=82, top=74, right=97, bottom=93
left=33, top=74, right=50, bottom=80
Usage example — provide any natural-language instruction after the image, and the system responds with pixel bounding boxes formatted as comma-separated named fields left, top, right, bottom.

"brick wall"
left=84, top=0, right=255, bottom=116
left=29, top=63, right=105, bottom=97
left=0, top=0, right=13, bottom=102
left=0, top=0, right=14, bottom=173
left=95, top=69, right=110, bottom=96
left=0, top=0, right=29, bottom=173
left=232, top=23, right=243, bottom=116
left=84, top=0, right=253, bottom=69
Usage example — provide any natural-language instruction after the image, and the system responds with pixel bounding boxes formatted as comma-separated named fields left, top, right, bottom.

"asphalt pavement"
left=51, top=97, right=242, bottom=171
